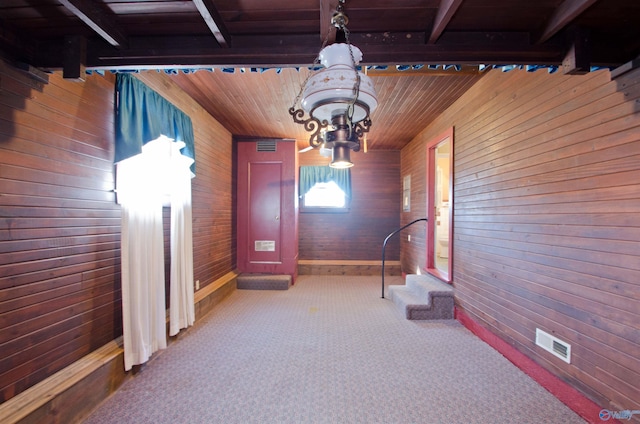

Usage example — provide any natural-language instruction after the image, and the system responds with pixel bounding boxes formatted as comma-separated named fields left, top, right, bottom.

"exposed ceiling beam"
left=562, top=28, right=590, bottom=74
left=58, top=0, right=128, bottom=48
left=428, top=0, right=464, bottom=44
left=367, top=64, right=481, bottom=77
left=63, top=35, right=86, bottom=80
left=320, top=0, right=338, bottom=45
left=29, top=33, right=565, bottom=70
left=13, top=62, right=50, bottom=84
left=537, top=0, right=599, bottom=44
left=610, top=55, right=640, bottom=79
left=192, top=0, right=231, bottom=48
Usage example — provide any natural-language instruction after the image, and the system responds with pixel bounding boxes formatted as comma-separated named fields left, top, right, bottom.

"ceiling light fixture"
left=289, top=0, right=377, bottom=168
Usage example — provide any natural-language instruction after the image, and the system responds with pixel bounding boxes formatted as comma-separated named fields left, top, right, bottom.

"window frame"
left=299, top=165, right=351, bottom=213
left=300, top=180, right=351, bottom=213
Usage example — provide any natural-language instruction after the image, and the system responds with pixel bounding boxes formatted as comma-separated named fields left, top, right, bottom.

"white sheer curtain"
left=169, top=150, right=195, bottom=336
left=117, top=136, right=195, bottom=370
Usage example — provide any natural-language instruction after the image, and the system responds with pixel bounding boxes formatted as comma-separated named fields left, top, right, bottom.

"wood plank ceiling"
left=1, top=0, right=639, bottom=150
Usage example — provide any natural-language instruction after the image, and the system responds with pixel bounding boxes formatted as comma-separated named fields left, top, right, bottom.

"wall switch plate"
left=408, top=235, right=411, bottom=241
left=195, top=280, right=200, bottom=290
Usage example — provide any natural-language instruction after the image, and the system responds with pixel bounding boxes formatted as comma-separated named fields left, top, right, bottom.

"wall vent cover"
left=256, top=140, right=277, bottom=152
left=536, top=328, right=571, bottom=363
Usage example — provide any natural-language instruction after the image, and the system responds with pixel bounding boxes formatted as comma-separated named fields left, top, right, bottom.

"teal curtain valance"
left=115, top=73, right=195, bottom=173
left=299, top=166, right=351, bottom=198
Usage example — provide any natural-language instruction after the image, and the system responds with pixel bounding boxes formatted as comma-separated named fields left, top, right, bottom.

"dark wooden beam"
left=58, top=0, right=128, bottom=48
left=52, top=33, right=563, bottom=70
left=562, top=28, right=590, bottom=74
left=428, top=0, right=464, bottom=44
left=367, top=64, right=481, bottom=77
left=192, top=0, right=232, bottom=48
left=63, top=35, right=86, bottom=80
left=13, top=62, right=50, bottom=84
left=320, top=0, right=338, bottom=45
left=537, top=0, right=599, bottom=44
left=610, top=56, right=640, bottom=79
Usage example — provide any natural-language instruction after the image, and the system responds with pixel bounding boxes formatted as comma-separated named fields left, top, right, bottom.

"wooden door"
left=248, top=162, right=282, bottom=263
left=237, top=140, right=298, bottom=279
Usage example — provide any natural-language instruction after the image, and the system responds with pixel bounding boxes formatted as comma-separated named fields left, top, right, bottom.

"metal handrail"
left=381, top=218, right=427, bottom=298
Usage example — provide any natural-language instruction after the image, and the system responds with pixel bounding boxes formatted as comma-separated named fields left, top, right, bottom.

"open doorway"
left=426, top=128, right=453, bottom=282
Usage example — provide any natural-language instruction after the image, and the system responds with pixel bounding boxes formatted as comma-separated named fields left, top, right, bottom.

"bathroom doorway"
left=426, top=128, right=453, bottom=282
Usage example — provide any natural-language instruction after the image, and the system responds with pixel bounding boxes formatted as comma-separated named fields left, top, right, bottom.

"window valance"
left=115, top=73, right=195, bottom=173
left=300, top=166, right=351, bottom=198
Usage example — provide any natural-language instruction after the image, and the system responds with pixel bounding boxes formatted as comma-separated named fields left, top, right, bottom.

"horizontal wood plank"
left=402, top=67, right=640, bottom=411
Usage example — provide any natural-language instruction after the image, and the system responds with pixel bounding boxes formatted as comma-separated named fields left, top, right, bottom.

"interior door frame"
left=426, top=127, right=453, bottom=283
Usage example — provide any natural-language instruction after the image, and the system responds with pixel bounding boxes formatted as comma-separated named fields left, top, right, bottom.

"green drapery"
left=115, top=73, right=195, bottom=173
left=299, top=166, right=351, bottom=198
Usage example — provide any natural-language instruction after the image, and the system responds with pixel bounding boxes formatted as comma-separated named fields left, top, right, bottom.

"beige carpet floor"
left=83, top=275, right=585, bottom=423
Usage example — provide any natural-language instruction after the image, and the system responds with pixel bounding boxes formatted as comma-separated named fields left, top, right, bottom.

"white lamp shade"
left=301, top=43, right=377, bottom=123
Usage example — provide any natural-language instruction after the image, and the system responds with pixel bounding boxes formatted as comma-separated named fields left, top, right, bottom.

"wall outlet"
left=195, top=280, right=200, bottom=290
left=408, top=234, right=411, bottom=242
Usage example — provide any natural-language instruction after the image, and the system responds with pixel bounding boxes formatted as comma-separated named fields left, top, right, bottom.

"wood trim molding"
left=298, top=260, right=400, bottom=266
left=0, top=339, right=126, bottom=424
left=194, top=270, right=238, bottom=304
left=0, top=272, right=239, bottom=424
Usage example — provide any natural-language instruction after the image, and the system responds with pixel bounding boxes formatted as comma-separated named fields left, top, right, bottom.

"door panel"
left=236, top=140, right=298, bottom=280
left=248, top=162, right=282, bottom=264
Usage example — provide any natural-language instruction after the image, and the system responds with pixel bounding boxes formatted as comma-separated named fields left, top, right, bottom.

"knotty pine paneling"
left=0, top=65, right=235, bottom=404
left=298, top=150, right=401, bottom=261
left=401, top=67, right=640, bottom=413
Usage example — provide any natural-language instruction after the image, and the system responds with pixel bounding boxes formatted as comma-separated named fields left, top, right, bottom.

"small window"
left=302, top=181, right=348, bottom=211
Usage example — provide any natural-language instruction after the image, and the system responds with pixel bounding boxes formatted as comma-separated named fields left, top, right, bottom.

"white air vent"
left=256, top=140, right=277, bottom=152
left=536, top=328, right=571, bottom=363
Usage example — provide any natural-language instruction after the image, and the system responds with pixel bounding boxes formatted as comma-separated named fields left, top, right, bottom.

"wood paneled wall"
left=399, top=134, right=429, bottom=275
left=0, top=63, right=120, bottom=403
left=401, top=67, right=640, bottom=412
left=298, top=150, right=401, bottom=261
left=0, top=64, right=234, bottom=403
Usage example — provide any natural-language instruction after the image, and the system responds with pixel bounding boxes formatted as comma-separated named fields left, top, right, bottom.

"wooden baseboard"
left=0, top=339, right=127, bottom=424
left=0, top=271, right=239, bottom=424
left=298, top=259, right=402, bottom=276
left=194, top=271, right=238, bottom=320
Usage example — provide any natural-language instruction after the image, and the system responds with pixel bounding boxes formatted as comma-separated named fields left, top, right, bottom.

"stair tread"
left=407, top=274, right=453, bottom=292
left=388, top=285, right=433, bottom=307
left=388, top=275, right=455, bottom=320
left=237, top=273, right=291, bottom=290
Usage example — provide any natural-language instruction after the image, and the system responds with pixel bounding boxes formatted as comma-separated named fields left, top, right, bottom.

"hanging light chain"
left=288, top=16, right=336, bottom=148
left=342, top=23, right=361, bottom=139
left=289, top=0, right=372, bottom=149
left=331, top=0, right=361, bottom=141
left=290, top=14, right=336, bottom=111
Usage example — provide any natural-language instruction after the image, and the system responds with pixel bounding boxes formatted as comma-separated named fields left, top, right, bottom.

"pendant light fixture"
left=289, top=0, right=377, bottom=168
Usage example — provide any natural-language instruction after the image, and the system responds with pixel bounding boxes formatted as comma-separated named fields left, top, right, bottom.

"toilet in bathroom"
left=437, top=205, right=449, bottom=258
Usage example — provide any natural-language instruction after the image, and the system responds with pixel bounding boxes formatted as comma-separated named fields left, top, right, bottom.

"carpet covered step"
left=237, top=273, right=292, bottom=290
left=387, top=274, right=454, bottom=320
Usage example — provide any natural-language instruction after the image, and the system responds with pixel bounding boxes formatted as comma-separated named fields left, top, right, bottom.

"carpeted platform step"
left=387, top=274, right=454, bottom=320
left=237, top=273, right=291, bottom=290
